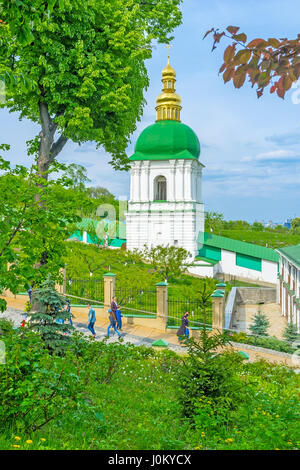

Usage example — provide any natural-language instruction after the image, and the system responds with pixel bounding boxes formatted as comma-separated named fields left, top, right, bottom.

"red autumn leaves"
left=204, top=26, right=300, bottom=99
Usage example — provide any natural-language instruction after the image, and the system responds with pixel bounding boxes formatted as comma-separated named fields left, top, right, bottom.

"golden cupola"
left=155, top=58, right=182, bottom=122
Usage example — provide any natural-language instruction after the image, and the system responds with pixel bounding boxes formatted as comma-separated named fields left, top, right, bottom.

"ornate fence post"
left=156, top=282, right=168, bottom=330
left=103, top=273, right=116, bottom=313
left=211, top=290, right=225, bottom=332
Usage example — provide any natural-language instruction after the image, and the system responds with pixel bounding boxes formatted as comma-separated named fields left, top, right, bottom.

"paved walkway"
left=234, top=303, right=287, bottom=339
left=1, top=296, right=298, bottom=367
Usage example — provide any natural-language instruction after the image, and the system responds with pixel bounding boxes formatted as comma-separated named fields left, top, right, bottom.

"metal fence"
left=66, top=278, right=104, bottom=306
left=167, top=299, right=212, bottom=328
left=114, top=287, right=157, bottom=315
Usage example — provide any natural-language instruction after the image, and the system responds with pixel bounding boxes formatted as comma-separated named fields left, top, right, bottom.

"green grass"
left=219, top=229, right=300, bottom=250
left=1, top=333, right=299, bottom=451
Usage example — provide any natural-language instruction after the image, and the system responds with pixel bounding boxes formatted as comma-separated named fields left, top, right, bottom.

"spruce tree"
left=283, top=322, right=299, bottom=343
left=28, top=276, right=73, bottom=354
left=249, top=309, right=270, bottom=336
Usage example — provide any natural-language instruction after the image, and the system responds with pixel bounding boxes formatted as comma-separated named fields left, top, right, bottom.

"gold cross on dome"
left=165, top=44, right=172, bottom=63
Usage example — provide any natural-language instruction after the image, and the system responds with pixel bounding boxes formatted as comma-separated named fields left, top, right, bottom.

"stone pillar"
left=55, top=268, right=66, bottom=295
left=211, top=291, right=225, bottom=332
left=156, top=282, right=168, bottom=330
left=103, top=273, right=116, bottom=313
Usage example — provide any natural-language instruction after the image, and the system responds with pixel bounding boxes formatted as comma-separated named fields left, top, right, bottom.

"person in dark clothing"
left=65, top=298, right=73, bottom=326
left=110, top=296, right=118, bottom=319
left=28, top=286, right=32, bottom=302
left=177, top=312, right=190, bottom=342
left=107, top=308, right=121, bottom=338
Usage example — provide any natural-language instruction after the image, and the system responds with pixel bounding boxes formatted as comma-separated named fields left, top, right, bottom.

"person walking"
left=115, top=306, right=123, bottom=330
left=111, top=296, right=118, bottom=318
left=87, top=303, right=96, bottom=338
left=65, top=298, right=73, bottom=326
left=28, top=286, right=32, bottom=302
left=176, top=312, right=190, bottom=342
left=107, top=308, right=121, bottom=338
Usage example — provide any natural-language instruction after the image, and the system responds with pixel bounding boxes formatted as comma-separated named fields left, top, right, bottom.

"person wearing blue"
left=115, top=307, right=123, bottom=330
left=65, top=299, right=73, bottom=326
left=87, top=303, right=96, bottom=338
left=176, top=312, right=190, bottom=342
left=107, top=308, right=121, bottom=338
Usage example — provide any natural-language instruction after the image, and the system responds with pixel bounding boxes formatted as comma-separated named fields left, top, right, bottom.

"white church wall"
left=188, top=264, right=214, bottom=277
left=215, top=249, right=277, bottom=284
left=126, top=158, right=205, bottom=258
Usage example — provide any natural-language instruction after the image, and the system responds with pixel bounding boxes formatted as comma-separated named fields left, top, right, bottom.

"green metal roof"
left=276, top=244, right=300, bottom=269
left=194, top=256, right=219, bottom=266
left=130, top=120, right=201, bottom=161
left=197, top=232, right=279, bottom=263
left=110, top=239, right=126, bottom=247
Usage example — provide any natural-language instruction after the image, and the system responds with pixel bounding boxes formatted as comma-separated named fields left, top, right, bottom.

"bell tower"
left=126, top=56, right=205, bottom=259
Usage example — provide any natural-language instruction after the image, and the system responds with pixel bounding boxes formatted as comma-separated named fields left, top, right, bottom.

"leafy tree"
left=249, top=309, right=270, bottom=336
left=0, top=145, right=81, bottom=312
left=291, top=218, right=300, bottom=234
left=204, top=26, right=300, bottom=99
left=63, top=163, right=91, bottom=190
left=0, top=0, right=182, bottom=181
left=185, top=277, right=216, bottom=326
left=141, top=244, right=191, bottom=282
left=223, top=219, right=250, bottom=230
left=86, top=187, right=115, bottom=200
left=65, top=243, right=112, bottom=279
left=204, top=211, right=224, bottom=234
left=283, top=322, right=299, bottom=343
left=252, top=222, right=264, bottom=231
left=28, top=276, right=73, bottom=354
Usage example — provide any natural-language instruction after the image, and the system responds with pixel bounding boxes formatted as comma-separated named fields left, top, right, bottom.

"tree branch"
left=49, top=135, right=68, bottom=162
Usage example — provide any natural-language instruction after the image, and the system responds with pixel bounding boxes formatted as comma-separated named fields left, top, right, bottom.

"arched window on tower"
left=154, top=175, right=167, bottom=201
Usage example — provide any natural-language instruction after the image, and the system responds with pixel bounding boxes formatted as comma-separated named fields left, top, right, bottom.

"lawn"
left=1, top=328, right=299, bottom=451
left=219, top=229, right=300, bottom=250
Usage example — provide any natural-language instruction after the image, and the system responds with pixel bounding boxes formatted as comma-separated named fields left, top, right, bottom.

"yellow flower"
left=225, top=438, right=234, bottom=443
left=201, top=432, right=205, bottom=437
left=14, top=436, right=21, bottom=441
left=12, top=444, right=20, bottom=448
left=275, top=415, right=279, bottom=418
left=26, top=440, right=33, bottom=444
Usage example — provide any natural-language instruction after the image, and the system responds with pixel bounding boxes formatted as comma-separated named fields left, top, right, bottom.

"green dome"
left=130, top=120, right=200, bottom=161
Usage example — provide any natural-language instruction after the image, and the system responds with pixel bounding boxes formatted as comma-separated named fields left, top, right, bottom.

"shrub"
left=178, top=328, right=244, bottom=418
left=0, top=318, right=14, bottom=336
left=249, top=309, right=270, bottom=336
left=0, top=329, right=86, bottom=432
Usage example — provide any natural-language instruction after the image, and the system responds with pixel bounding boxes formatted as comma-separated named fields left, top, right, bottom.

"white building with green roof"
left=62, top=59, right=282, bottom=288
left=194, top=232, right=279, bottom=285
left=126, top=58, right=204, bottom=257
left=125, top=58, right=279, bottom=286
left=276, top=244, right=300, bottom=332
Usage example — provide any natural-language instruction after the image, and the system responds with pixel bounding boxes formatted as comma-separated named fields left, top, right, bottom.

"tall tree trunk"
left=37, top=101, right=68, bottom=180
left=31, top=101, right=68, bottom=298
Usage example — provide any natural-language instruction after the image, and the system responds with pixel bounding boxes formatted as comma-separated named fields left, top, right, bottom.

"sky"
left=1, top=0, right=300, bottom=223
